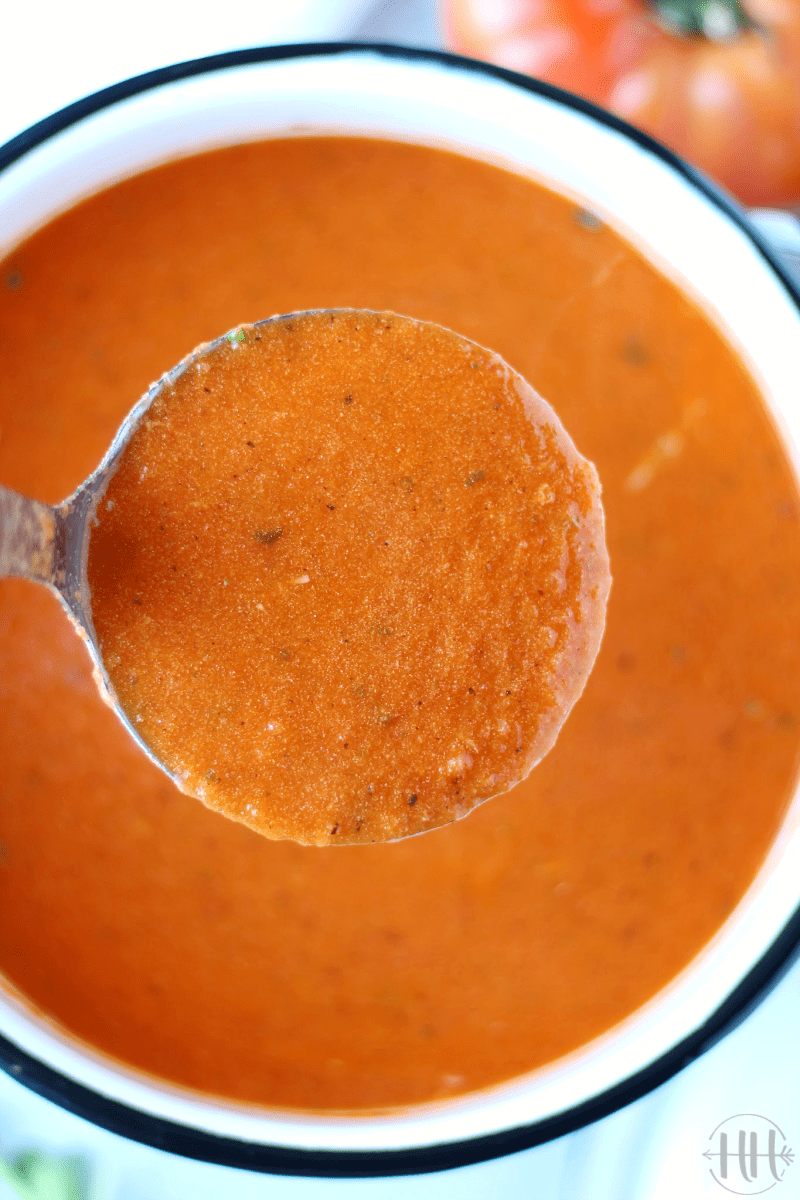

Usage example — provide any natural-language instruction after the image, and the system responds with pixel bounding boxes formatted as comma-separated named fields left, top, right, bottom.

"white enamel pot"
left=1, top=43, right=800, bottom=1178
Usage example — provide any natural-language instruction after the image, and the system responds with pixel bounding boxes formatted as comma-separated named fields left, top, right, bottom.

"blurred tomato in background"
left=444, top=0, right=800, bottom=208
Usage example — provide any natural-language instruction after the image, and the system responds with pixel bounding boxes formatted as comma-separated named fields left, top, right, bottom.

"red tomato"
left=444, top=0, right=800, bottom=207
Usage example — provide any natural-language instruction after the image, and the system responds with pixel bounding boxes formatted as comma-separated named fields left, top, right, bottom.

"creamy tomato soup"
left=1, top=138, right=799, bottom=1110
left=88, top=309, right=609, bottom=845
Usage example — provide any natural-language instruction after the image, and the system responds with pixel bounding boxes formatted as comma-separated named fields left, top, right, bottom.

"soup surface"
left=89, top=309, right=609, bottom=845
left=1, top=138, right=799, bottom=1110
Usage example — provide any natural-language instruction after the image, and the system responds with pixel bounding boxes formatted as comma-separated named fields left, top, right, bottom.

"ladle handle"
left=0, top=484, right=58, bottom=587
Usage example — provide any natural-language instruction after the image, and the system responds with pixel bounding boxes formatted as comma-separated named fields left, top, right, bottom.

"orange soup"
left=1, top=138, right=799, bottom=1109
left=88, top=309, right=609, bottom=845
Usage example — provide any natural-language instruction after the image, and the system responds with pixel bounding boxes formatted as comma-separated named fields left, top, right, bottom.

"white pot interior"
left=2, top=48, right=800, bottom=1155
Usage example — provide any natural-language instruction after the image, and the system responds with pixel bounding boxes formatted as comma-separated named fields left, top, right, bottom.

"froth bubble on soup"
left=1, top=138, right=800, bottom=1110
left=87, top=309, right=610, bottom=846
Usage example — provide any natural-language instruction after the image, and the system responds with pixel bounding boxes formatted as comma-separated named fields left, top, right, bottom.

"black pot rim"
left=2, top=40, right=800, bottom=1180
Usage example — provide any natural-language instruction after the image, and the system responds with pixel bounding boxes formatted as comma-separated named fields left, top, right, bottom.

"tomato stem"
left=649, top=0, right=754, bottom=40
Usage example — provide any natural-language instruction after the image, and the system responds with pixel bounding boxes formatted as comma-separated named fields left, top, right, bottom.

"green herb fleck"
left=574, top=208, right=602, bottom=231
left=465, top=469, right=486, bottom=487
left=254, top=527, right=283, bottom=545
left=622, top=335, right=649, bottom=367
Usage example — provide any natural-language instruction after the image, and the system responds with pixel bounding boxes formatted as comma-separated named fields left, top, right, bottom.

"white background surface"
left=1, top=2, right=799, bottom=1197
